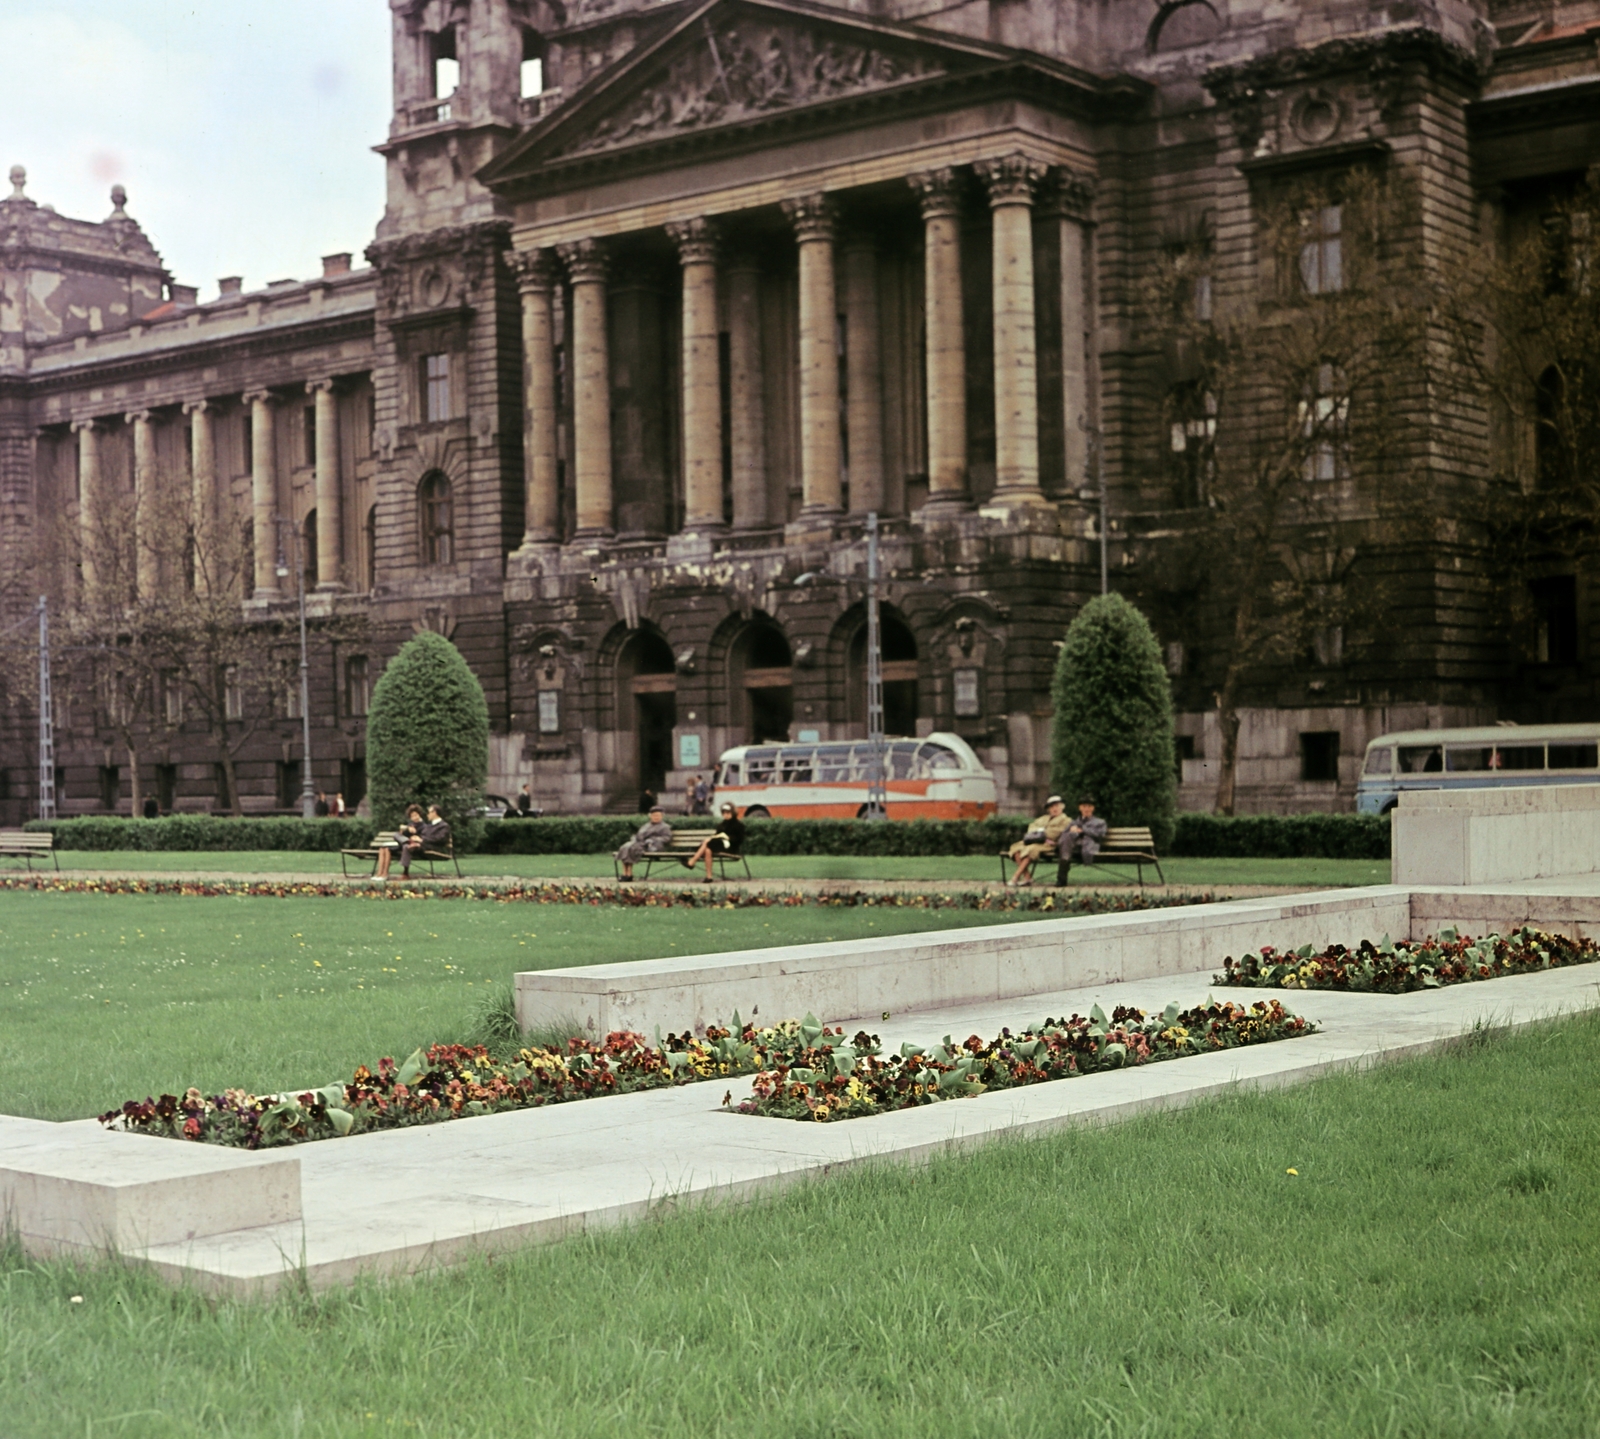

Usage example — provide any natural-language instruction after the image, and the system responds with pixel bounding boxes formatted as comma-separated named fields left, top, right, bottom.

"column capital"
left=975, top=152, right=1050, bottom=206
left=305, top=376, right=336, bottom=396
left=70, top=417, right=99, bottom=434
left=557, top=237, right=608, bottom=284
left=1041, top=167, right=1097, bottom=222
left=908, top=167, right=962, bottom=220
left=125, top=408, right=152, bottom=427
left=182, top=398, right=210, bottom=416
left=665, top=216, right=720, bottom=266
left=243, top=388, right=276, bottom=408
left=781, top=192, right=837, bottom=244
left=508, top=246, right=561, bottom=293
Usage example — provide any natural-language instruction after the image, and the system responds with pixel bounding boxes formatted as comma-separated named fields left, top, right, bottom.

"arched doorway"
left=847, top=612, right=919, bottom=736
left=616, top=630, right=676, bottom=797
left=729, top=622, right=792, bottom=743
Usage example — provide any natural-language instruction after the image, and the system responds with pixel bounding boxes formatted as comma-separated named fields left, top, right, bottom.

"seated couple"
left=375, top=803, right=452, bottom=880
left=1006, top=794, right=1105, bottom=887
left=614, top=803, right=746, bottom=882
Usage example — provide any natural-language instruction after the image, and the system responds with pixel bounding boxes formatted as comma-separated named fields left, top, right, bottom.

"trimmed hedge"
left=23, top=810, right=1390, bottom=860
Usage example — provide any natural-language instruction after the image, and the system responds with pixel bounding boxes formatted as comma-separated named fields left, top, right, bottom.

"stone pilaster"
left=244, top=388, right=279, bottom=598
left=72, top=418, right=100, bottom=601
left=727, top=259, right=767, bottom=530
left=509, top=248, right=561, bottom=547
left=909, top=168, right=967, bottom=512
left=126, top=409, right=158, bottom=598
left=667, top=218, right=725, bottom=533
left=556, top=239, right=613, bottom=540
left=841, top=237, right=885, bottom=516
left=307, top=378, right=341, bottom=590
left=184, top=399, right=213, bottom=594
left=782, top=193, right=842, bottom=521
left=976, top=153, right=1050, bottom=506
left=1045, top=170, right=1097, bottom=497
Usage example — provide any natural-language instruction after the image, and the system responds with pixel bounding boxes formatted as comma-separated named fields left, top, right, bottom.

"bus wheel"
left=1381, top=800, right=1398, bottom=815
left=856, top=803, right=887, bottom=820
left=744, top=806, right=770, bottom=821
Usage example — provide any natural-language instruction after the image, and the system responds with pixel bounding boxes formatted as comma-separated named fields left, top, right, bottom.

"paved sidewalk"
left=118, top=958, right=1600, bottom=1294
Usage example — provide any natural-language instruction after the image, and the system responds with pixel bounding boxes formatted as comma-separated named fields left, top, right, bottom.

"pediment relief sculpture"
left=569, top=20, right=944, bottom=154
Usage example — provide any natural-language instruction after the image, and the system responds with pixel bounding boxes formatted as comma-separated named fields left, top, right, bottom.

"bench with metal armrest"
left=999, top=825, right=1166, bottom=888
left=340, top=834, right=462, bottom=879
left=615, top=829, right=752, bottom=882
left=0, top=830, right=58, bottom=872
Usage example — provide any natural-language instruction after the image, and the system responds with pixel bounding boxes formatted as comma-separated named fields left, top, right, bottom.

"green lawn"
left=36, top=849, right=1393, bottom=888
left=0, top=890, right=1061, bottom=1121
left=3, top=1012, right=1595, bottom=1438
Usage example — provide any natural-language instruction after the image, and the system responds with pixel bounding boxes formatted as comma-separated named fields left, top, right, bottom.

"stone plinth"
left=1393, top=784, right=1600, bottom=887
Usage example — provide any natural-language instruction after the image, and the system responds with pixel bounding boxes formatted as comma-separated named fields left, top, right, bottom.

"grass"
left=28, top=849, right=1393, bottom=888
left=3, top=1012, right=1597, bottom=1437
left=0, top=890, right=1062, bottom=1121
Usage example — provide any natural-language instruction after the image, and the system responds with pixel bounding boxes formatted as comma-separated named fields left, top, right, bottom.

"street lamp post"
left=864, top=512, right=887, bottom=821
left=274, top=519, right=317, bottom=820
left=37, top=596, right=55, bottom=820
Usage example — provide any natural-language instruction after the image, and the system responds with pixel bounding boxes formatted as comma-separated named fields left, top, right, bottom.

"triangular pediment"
left=483, top=0, right=1018, bottom=183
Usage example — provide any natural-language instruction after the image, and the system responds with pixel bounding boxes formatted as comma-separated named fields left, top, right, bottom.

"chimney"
left=321, top=252, right=352, bottom=278
left=217, top=276, right=243, bottom=297
left=169, top=283, right=198, bottom=307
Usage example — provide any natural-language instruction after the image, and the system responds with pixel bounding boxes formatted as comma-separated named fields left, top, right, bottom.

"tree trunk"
left=126, top=742, right=142, bottom=816
left=1213, top=670, right=1243, bottom=816
left=219, top=746, right=243, bottom=817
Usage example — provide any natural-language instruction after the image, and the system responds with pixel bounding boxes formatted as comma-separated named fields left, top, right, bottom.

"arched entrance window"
left=419, top=472, right=453, bottom=564
left=616, top=630, right=676, bottom=799
left=302, top=509, right=318, bottom=590
left=847, top=613, right=918, bottom=737
left=729, top=623, right=792, bottom=743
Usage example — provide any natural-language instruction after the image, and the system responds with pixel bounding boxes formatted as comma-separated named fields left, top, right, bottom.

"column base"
left=569, top=527, right=615, bottom=547
left=313, top=581, right=345, bottom=595
left=665, top=527, right=724, bottom=563
left=784, top=511, right=842, bottom=547
left=980, top=486, right=1054, bottom=516
left=251, top=586, right=282, bottom=603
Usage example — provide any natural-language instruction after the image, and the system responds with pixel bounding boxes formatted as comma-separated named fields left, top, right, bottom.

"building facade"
left=1, top=0, right=1597, bottom=822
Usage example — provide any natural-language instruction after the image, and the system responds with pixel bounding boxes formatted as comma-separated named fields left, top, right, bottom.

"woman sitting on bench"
left=1007, top=794, right=1071, bottom=887
left=682, top=803, right=746, bottom=883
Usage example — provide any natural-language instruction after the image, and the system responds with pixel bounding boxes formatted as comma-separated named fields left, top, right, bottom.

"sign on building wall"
left=537, top=690, right=561, bottom=734
left=678, top=733, right=702, bottom=769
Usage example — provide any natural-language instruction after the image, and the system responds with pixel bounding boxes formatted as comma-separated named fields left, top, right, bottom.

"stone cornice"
left=364, top=219, right=514, bottom=270
left=1203, top=26, right=1486, bottom=107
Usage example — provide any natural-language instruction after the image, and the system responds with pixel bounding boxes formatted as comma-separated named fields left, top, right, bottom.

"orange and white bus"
left=715, top=733, right=998, bottom=820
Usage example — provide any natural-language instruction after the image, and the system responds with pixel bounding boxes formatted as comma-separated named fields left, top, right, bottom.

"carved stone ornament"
left=781, top=193, right=836, bottom=244
left=1043, top=167, right=1097, bottom=222
left=665, top=217, right=719, bottom=266
left=557, top=237, right=608, bottom=285
left=908, top=167, right=961, bottom=220
left=573, top=19, right=943, bottom=154
left=975, top=153, right=1049, bottom=206
left=507, top=248, right=560, bottom=294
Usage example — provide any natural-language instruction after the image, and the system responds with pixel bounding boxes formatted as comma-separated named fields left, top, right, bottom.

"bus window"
left=1446, top=747, right=1493, bottom=771
left=1399, top=745, right=1442, bottom=774
left=1363, top=747, right=1393, bottom=775
left=918, top=741, right=962, bottom=772
left=745, top=748, right=777, bottom=784
left=1495, top=746, right=1545, bottom=770
left=780, top=748, right=814, bottom=783
left=889, top=742, right=918, bottom=780
left=817, top=746, right=854, bottom=782
left=718, top=762, right=741, bottom=786
left=1549, top=743, right=1599, bottom=769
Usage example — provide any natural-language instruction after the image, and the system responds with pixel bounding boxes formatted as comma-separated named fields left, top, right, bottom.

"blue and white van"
left=1356, top=723, right=1600, bottom=815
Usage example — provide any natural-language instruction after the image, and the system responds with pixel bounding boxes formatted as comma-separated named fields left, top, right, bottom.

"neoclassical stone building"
left=1, top=0, right=1596, bottom=820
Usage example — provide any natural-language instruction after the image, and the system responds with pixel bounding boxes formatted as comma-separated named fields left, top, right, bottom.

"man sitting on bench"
left=1060, top=794, right=1108, bottom=873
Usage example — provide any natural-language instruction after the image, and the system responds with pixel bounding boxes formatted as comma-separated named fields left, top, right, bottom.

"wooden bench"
left=999, top=825, right=1166, bottom=888
left=0, top=830, right=58, bottom=872
left=341, top=834, right=461, bottom=879
left=616, top=828, right=752, bottom=882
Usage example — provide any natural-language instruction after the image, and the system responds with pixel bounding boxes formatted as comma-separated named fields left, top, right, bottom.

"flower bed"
left=1216, top=925, right=1599, bottom=993
left=99, top=1016, right=869, bottom=1149
left=0, top=873, right=1214, bottom=914
left=731, top=1000, right=1315, bottom=1122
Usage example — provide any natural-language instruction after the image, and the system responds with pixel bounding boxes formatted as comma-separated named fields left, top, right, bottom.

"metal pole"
left=37, top=596, right=55, bottom=820
left=865, top=512, right=886, bottom=821
left=294, top=528, right=315, bottom=821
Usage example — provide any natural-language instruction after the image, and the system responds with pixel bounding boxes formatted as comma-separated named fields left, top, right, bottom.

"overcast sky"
left=3, top=2, right=393, bottom=300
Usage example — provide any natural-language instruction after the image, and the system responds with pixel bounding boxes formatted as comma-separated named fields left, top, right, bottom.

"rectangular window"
left=345, top=656, right=371, bottom=718
left=952, top=668, right=981, bottom=718
left=1300, top=363, right=1349, bottom=482
left=285, top=676, right=303, bottom=720
left=1298, top=205, right=1343, bottom=295
left=1300, top=731, right=1341, bottom=783
left=1531, top=576, right=1579, bottom=664
left=537, top=689, right=561, bottom=734
left=422, top=353, right=451, bottom=423
left=156, top=763, right=177, bottom=812
left=1549, top=743, right=1599, bottom=770
left=276, top=759, right=301, bottom=810
left=98, top=764, right=119, bottom=811
left=340, top=757, right=367, bottom=808
left=1363, top=747, right=1393, bottom=775
left=520, top=56, right=543, bottom=99
left=1399, top=744, right=1442, bottom=774
left=1174, top=734, right=1196, bottom=783
left=162, top=672, right=184, bottom=726
left=224, top=666, right=243, bottom=721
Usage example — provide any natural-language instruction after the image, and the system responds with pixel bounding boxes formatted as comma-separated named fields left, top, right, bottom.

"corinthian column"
left=127, top=409, right=159, bottom=598
left=73, top=418, right=101, bottom=601
left=308, top=378, right=342, bottom=589
left=184, top=399, right=214, bottom=594
left=244, top=388, right=279, bottom=598
left=781, top=193, right=842, bottom=518
left=841, top=237, right=884, bottom=516
left=908, top=168, right=967, bottom=511
left=727, top=259, right=767, bottom=530
left=976, top=152, right=1050, bottom=505
left=509, top=248, right=561, bottom=546
left=667, top=217, right=725, bottom=532
left=557, top=239, right=613, bottom=539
